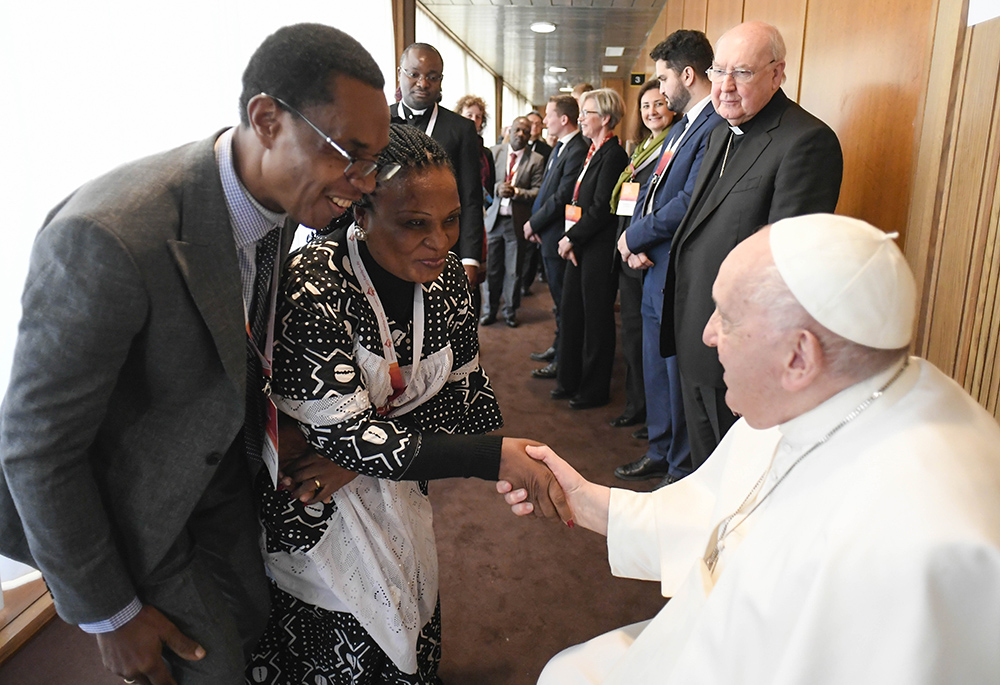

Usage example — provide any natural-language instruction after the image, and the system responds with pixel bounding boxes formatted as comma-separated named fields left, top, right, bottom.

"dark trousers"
left=542, top=253, right=567, bottom=356
left=617, top=270, right=645, bottom=422
left=521, top=242, right=542, bottom=291
left=556, top=237, right=617, bottom=403
left=678, top=372, right=739, bottom=470
left=483, top=215, right=525, bottom=318
left=142, top=445, right=271, bottom=683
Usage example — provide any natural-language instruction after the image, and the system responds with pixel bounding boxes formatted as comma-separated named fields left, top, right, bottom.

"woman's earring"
left=356, top=226, right=368, bottom=241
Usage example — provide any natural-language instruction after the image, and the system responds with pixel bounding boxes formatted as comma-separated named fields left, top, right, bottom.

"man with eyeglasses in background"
left=0, top=23, right=391, bottom=685
left=393, top=42, right=485, bottom=290
left=661, top=20, right=843, bottom=469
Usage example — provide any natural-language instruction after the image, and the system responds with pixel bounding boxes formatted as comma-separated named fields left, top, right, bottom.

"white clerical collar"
left=683, top=95, right=712, bottom=127
left=729, top=125, right=744, bottom=135
left=778, top=357, right=919, bottom=448
left=403, top=103, right=428, bottom=116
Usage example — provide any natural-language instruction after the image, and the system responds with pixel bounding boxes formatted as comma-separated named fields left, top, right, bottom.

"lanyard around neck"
left=347, top=226, right=425, bottom=414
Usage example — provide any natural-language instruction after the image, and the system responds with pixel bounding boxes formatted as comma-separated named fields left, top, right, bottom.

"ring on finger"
left=314, top=479, right=323, bottom=491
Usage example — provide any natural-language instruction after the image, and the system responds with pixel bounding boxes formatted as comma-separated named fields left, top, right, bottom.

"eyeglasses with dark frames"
left=261, top=93, right=400, bottom=182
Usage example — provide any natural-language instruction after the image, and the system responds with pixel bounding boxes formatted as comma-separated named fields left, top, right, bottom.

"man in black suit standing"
left=662, top=20, right=844, bottom=467
left=393, top=43, right=485, bottom=288
left=524, top=95, right=589, bottom=379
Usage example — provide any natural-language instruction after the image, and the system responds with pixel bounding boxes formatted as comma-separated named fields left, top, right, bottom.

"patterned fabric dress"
left=247, top=226, right=503, bottom=684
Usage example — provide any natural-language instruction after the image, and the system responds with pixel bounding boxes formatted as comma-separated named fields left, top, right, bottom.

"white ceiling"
left=421, top=0, right=667, bottom=105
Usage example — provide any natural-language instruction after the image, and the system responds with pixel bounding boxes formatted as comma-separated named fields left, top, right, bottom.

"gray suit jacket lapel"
left=167, top=133, right=246, bottom=393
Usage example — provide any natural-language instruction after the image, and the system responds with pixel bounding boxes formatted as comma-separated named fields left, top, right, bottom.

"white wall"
left=0, top=0, right=396, bottom=397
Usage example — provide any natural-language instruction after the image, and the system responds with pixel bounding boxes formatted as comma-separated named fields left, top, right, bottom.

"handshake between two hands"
left=277, top=416, right=585, bottom=529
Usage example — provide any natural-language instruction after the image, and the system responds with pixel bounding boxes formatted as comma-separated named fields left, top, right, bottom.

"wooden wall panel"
left=925, top=19, right=1000, bottom=379
left=741, top=0, right=806, bottom=100
left=682, top=0, right=709, bottom=31
left=705, top=0, right=744, bottom=45
left=798, top=0, right=936, bottom=243
left=665, top=0, right=685, bottom=33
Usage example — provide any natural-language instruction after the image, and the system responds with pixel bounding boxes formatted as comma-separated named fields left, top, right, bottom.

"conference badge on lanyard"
left=564, top=204, right=582, bottom=232
left=248, top=257, right=281, bottom=490
left=616, top=182, right=640, bottom=217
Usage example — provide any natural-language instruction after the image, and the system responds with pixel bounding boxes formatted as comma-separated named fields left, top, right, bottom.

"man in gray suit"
left=481, top=116, right=545, bottom=328
left=661, top=21, right=844, bottom=467
left=0, top=24, right=391, bottom=684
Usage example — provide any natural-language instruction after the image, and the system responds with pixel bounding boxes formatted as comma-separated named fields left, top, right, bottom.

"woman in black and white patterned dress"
left=246, top=125, right=565, bottom=685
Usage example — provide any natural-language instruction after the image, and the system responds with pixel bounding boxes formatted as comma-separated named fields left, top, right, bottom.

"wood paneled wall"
left=906, top=12, right=1000, bottom=418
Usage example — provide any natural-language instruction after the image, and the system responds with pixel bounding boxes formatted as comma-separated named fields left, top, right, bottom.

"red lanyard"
left=573, top=134, right=614, bottom=204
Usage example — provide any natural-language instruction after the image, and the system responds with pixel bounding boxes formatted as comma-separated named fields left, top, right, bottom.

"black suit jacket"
left=661, top=89, right=844, bottom=385
left=529, top=132, right=589, bottom=258
left=392, top=103, right=484, bottom=263
left=564, top=137, right=630, bottom=255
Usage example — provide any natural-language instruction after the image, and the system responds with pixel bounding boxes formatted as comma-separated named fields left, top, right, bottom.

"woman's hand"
left=558, top=236, right=578, bottom=266
left=498, top=444, right=611, bottom=536
left=280, top=452, right=358, bottom=505
left=496, top=438, right=573, bottom=524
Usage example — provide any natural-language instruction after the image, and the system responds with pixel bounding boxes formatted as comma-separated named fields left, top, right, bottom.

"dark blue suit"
left=625, top=102, right=723, bottom=478
left=529, top=131, right=589, bottom=356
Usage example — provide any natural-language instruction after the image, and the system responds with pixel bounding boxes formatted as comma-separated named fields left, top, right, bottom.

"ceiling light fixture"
left=605, top=47, right=625, bottom=57
left=548, top=66, right=567, bottom=73
left=559, top=86, right=573, bottom=92
left=530, top=21, right=557, bottom=33
left=602, top=65, right=619, bottom=73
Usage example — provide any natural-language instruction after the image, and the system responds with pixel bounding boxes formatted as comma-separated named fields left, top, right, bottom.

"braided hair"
left=358, top=123, right=455, bottom=209
left=318, top=124, right=456, bottom=234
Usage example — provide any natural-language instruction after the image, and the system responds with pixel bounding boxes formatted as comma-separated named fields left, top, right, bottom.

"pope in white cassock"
left=499, top=214, right=1000, bottom=684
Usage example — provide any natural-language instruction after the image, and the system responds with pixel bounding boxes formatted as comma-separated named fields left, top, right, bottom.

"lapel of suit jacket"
left=676, top=92, right=786, bottom=252
left=167, top=131, right=247, bottom=393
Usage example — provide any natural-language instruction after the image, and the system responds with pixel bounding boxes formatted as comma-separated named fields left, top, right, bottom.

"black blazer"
left=529, top=138, right=553, bottom=165
left=393, top=104, right=485, bottom=263
left=529, top=132, right=589, bottom=258
left=564, top=137, right=630, bottom=254
left=661, top=89, right=844, bottom=385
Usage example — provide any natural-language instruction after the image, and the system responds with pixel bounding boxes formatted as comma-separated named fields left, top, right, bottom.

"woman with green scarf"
left=608, top=79, right=675, bottom=431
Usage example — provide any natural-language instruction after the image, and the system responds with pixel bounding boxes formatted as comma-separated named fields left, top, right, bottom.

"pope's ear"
left=783, top=328, right=824, bottom=392
left=246, top=94, right=283, bottom=149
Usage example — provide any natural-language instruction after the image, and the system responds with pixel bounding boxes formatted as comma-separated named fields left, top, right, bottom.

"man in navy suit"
left=615, top=31, right=723, bottom=487
left=524, top=95, right=589, bottom=379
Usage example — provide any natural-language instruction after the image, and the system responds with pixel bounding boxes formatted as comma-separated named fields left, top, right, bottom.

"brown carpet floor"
left=0, top=281, right=664, bottom=685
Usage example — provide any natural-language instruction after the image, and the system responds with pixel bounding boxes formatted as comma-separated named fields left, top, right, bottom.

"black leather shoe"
left=504, top=314, right=518, bottom=328
left=550, top=387, right=572, bottom=400
left=610, top=413, right=644, bottom=428
left=631, top=426, right=649, bottom=440
left=569, top=397, right=609, bottom=410
left=654, top=473, right=681, bottom=490
left=614, top=455, right=670, bottom=481
left=530, top=346, right=556, bottom=362
left=532, top=362, right=558, bottom=379
left=479, top=313, right=497, bottom=326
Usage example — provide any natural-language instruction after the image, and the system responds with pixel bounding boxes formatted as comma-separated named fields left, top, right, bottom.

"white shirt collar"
left=683, top=94, right=713, bottom=126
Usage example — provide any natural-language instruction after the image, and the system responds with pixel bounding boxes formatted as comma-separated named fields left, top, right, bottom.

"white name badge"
left=616, top=182, right=640, bottom=217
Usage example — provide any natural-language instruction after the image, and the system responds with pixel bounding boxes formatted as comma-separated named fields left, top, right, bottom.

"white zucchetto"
left=769, top=214, right=916, bottom=349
